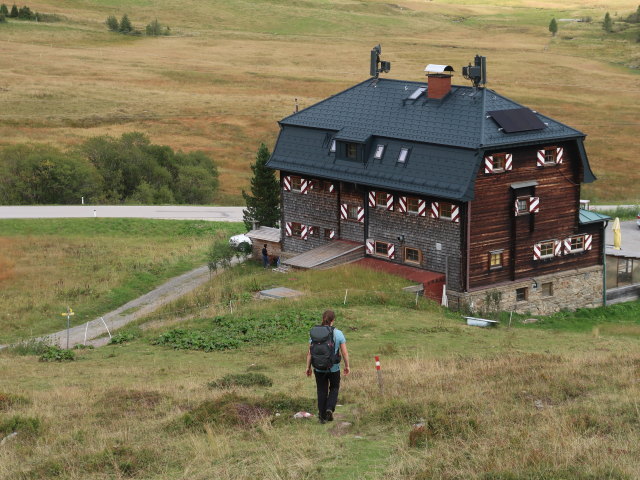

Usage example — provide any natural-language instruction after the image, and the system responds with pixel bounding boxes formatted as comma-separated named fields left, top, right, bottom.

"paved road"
left=0, top=205, right=244, bottom=222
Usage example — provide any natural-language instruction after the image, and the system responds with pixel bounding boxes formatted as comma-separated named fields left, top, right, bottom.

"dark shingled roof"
left=267, top=77, right=595, bottom=201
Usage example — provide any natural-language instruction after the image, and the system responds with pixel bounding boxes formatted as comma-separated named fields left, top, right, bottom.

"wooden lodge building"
left=266, top=51, right=609, bottom=314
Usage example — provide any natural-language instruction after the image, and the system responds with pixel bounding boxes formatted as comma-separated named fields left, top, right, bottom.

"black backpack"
left=309, top=325, right=341, bottom=371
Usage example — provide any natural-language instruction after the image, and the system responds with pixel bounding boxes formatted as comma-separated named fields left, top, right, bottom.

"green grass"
left=594, top=205, right=639, bottom=221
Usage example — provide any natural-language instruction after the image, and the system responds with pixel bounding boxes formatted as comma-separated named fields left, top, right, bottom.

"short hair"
left=321, top=309, right=335, bottom=326
left=264, top=244, right=267, bottom=247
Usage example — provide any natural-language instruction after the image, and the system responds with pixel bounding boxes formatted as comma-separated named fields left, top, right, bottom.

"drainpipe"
left=602, top=220, right=608, bottom=306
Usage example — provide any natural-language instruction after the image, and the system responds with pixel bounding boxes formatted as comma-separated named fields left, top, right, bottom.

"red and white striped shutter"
left=563, top=238, right=572, bottom=255
left=357, top=206, right=364, bottom=223
left=484, top=155, right=493, bottom=174
left=430, top=202, right=440, bottom=219
left=554, top=240, right=562, bottom=257
left=368, top=191, right=376, bottom=208
left=308, top=226, right=315, bottom=236
left=283, top=175, right=292, bottom=191
left=418, top=199, right=427, bottom=217
left=514, top=199, right=520, bottom=217
left=451, top=205, right=460, bottom=223
left=505, top=153, right=513, bottom=171
left=536, top=149, right=545, bottom=167
left=340, top=203, right=348, bottom=220
left=386, top=193, right=394, bottom=211
left=398, top=196, right=407, bottom=213
left=584, top=234, right=593, bottom=251
left=366, top=239, right=374, bottom=255
left=533, top=243, right=541, bottom=260
left=301, top=225, right=308, bottom=240
left=387, top=243, right=395, bottom=260
left=529, top=196, right=540, bottom=214
left=328, top=183, right=335, bottom=193
left=329, top=229, right=336, bottom=239
left=556, top=147, right=564, bottom=164
left=285, top=222, right=292, bottom=236
left=301, top=178, right=309, bottom=195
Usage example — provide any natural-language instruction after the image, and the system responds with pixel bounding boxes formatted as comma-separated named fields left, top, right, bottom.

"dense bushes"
left=0, top=3, right=59, bottom=22
left=0, top=132, right=219, bottom=205
left=106, top=13, right=170, bottom=36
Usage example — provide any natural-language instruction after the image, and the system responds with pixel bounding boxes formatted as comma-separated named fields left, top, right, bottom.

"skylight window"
left=330, top=140, right=336, bottom=153
left=397, top=147, right=410, bottom=164
left=408, top=86, right=426, bottom=100
left=373, top=144, right=385, bottom=160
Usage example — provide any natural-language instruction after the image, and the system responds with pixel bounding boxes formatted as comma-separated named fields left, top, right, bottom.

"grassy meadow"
left=0, top=218, right=243, bottom=343
left=1, top=261, right=640, bottom=479
left=0, top=0, right=639, bottom=203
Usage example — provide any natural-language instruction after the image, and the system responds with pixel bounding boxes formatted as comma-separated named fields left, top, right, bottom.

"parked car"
left=229, top=233, right=252, bottom=247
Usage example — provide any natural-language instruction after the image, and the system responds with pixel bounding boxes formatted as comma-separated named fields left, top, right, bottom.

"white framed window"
left=544, top=148, right=556, bottom=164
left=439, top=202, right=453, bottom=219
left=539, top=240, right=554, bottom=259
left=570, top=235, right=585, bottom=252
left=291, top=176, right=302, bottom=191
left=407, top=197, right=420, bottom=214
left=374, top=144, right=386, bottom=160
left=404, top=247, right=421, bottom=265
left=516, top=197, right=529, bottom=215
left=397, top=147, right=410, bottom=164
left=489, top=250, right=503, bottom=270
left=375, top=241, right=389, bottom=256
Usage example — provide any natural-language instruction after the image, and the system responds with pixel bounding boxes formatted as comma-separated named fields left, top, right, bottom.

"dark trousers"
left=314, top=370, right=341, bottom=419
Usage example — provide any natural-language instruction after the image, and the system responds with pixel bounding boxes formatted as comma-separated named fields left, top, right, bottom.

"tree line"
left=0, top=133, right=219, bottom=205
left=548, top=6, right=640, bottom=42
left=0, top=3, right=59, bottom=22
left=106, top=14, right=170, bottom=36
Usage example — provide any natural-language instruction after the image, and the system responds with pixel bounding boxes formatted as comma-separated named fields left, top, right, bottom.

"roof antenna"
left=370, top=44, right=391, bottom=80
left=462, top=55, right=487, bottom=88
left=293, top=98, right=299, bottom=114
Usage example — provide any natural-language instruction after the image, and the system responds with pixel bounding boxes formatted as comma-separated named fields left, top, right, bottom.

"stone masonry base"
left=447, top=265, right=604, bottom=316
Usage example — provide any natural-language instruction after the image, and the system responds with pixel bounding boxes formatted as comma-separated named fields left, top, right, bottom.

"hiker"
left=306, top=309, right=350, bottom=424
left=262, top=244, right=269, bottom=268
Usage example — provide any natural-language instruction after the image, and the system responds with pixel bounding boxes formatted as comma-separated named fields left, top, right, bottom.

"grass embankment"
left=0, top=218, right=243, bottom=343
left=1, top=262, right=640, bottom=479
left=0, top=0, right=639, bottom=203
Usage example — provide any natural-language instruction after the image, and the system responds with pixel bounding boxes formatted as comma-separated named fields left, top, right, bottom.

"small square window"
left=375, top=241, right=388, bottom=256
left=440, top=202, right=453, bottom=219
left=541, top=282, right=553, bottom=297
left=374, top=144, right=385, bottom=160
left=539, top=241, right=555, bottom=258
left=516, top=197, right=529, bottom=215
left=492, top=153, right=506, bottom=171
left=570, top=235, right=584, bottom=252
left=489, top=251, right=503, bottom=270
left=544, top=148, right=556, bottom=164
left=330, top=140, right=336, bottom=153
left=404, top=247, right=421, bottom=264
left=324, top=228, right=334, bottom=239
left=398, top=147, right=410, bottom=164
left=347, top=205, right=359, bottom=220
left=407, top=197, right=420, bottom=214
left=291, top=222, right=303, bottom=237
left=516, top=287, right=528, bottom=302
left=375, top=191, right=387, bottom=209
left=291, top=176, right=302, bottom=191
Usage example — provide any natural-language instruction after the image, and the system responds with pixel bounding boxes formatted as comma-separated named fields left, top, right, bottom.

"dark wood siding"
left=468, top=141, right=601, bottom=289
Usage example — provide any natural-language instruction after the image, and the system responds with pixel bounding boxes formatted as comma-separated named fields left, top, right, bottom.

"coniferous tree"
left=549, top=17, right=558, bottom=36
left=119, top=13, right=132, bottom=33
left=9, top=4, right=17, bottom=17
left=106, top=15, right=119, bottom=32
left=0, top=4, right=9, bottom=16
left=0, top=13, right=5, bottom=23
left=17, top=5, right=33, bottom=19
left=603, top=12, right=613, bottom=32
left=242, top=143, right=280, bottom=231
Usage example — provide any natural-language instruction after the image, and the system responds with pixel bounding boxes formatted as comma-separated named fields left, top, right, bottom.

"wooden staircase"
left=283, top=241, right=365, bottom=270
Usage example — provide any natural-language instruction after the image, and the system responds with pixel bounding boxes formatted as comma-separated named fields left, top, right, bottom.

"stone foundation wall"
left=447, top=265, right=604, bottom=315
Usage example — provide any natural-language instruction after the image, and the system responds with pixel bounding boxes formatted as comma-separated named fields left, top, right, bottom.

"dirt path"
left=37, top=258, right=243, bottom=348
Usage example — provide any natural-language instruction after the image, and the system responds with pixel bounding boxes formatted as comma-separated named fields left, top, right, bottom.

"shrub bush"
left=39, top=346, right=75, bottom=362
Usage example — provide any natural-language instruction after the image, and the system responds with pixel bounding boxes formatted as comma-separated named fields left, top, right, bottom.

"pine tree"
left=119, top=13, right=132, bottom=33
left=603, top=12, right=613, bottom=32
left=9, top=4, right=17, bottom=17
left=0, top=4, right=9, bottom=16
left=106, top=15, right=119, bottom=32
left=549, top=17, right=558, bottom=36
left=242, top=143, right=280, bottom=231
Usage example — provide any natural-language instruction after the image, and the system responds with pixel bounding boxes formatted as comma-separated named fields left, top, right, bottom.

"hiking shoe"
left=319, top=416, right=326, bottom=424
left=325, top=410, right=333, bottom=422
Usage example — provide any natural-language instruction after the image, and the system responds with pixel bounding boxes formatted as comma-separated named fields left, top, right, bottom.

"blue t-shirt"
left=311, top=328, right=346, bottom=373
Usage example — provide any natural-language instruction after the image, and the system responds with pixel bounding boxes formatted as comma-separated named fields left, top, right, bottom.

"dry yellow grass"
left=0, top=0, right=638, bottom=203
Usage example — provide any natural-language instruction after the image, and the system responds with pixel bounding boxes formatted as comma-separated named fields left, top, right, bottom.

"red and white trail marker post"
left=375, top=355, right=384, bottom=395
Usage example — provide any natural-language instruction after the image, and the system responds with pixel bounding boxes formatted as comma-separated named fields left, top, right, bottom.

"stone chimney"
left=425, top=64, right=454, bottom=99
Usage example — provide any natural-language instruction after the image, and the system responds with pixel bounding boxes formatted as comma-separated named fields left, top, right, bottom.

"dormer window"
left=346, top=143, right=357, bottom=160
left=373, top=144, right=385, bottom=160
left=397, top=147, right=410, bottom=164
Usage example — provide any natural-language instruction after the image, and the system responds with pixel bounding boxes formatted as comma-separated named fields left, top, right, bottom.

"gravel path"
left=30, top=258, right=243, bottom=349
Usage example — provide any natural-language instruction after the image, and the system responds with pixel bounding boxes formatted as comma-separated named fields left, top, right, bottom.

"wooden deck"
left=283, top=241, right=364, bottom=270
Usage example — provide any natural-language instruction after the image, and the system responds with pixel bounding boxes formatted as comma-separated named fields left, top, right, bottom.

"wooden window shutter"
left=285, top=222, right=292, bottom=236
left=563, top=238, right=572, bottom=255
left=505, top=153, right=513, bottom=171
left=430, top=202, right=439, bottom=219
left=484, top=155, right=493, bottom=174
left=418, top=199, right=427, bottom=217
left=533, top=243, right=541, bottom=260
left=398, top=196, right=407, bottom=213
left=386, top=193, right=394, bottom=211
left=536, top=150, right=545, bottom=167
left=328, top=183, right=335, bottom=193
left=301, top=178, right=309, bottom=194
left=555, top=147, right=564, bottom=164
left=554, top=240, right=562, bottom=257
left=329, top=229, right=336, bottom=239
left=451, top=205, right=460, bottom=223
left=528, top=196, right=540, bottom=213
left=283, top=176, right=292, bottom=191
left=584, top=234, right=593, bottom=251
left=387, top=243, right=395, bottom=259
left=340, top=203, right=348, bottom=220
left=357, top=206, right=364, bottom=223
left=301, top=225, right=308, bottom=240
left=514, top=198, right=521, bottom=217
left=366, top=239, right=374, bottom=255
left=368, top=191, right=376, bottom=208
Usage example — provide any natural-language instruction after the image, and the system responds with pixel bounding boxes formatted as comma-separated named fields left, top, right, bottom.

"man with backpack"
left=306, top=309, right=350, bottom=424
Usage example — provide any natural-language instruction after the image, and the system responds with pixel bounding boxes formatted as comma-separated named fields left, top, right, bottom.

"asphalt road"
left=0, top=205, right=244, bottom=222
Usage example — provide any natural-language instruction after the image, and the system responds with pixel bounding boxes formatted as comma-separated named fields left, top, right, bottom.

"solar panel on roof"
left=487, top=108, right=546, bottom=133
left=408, top=86, right=426, bottom=100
